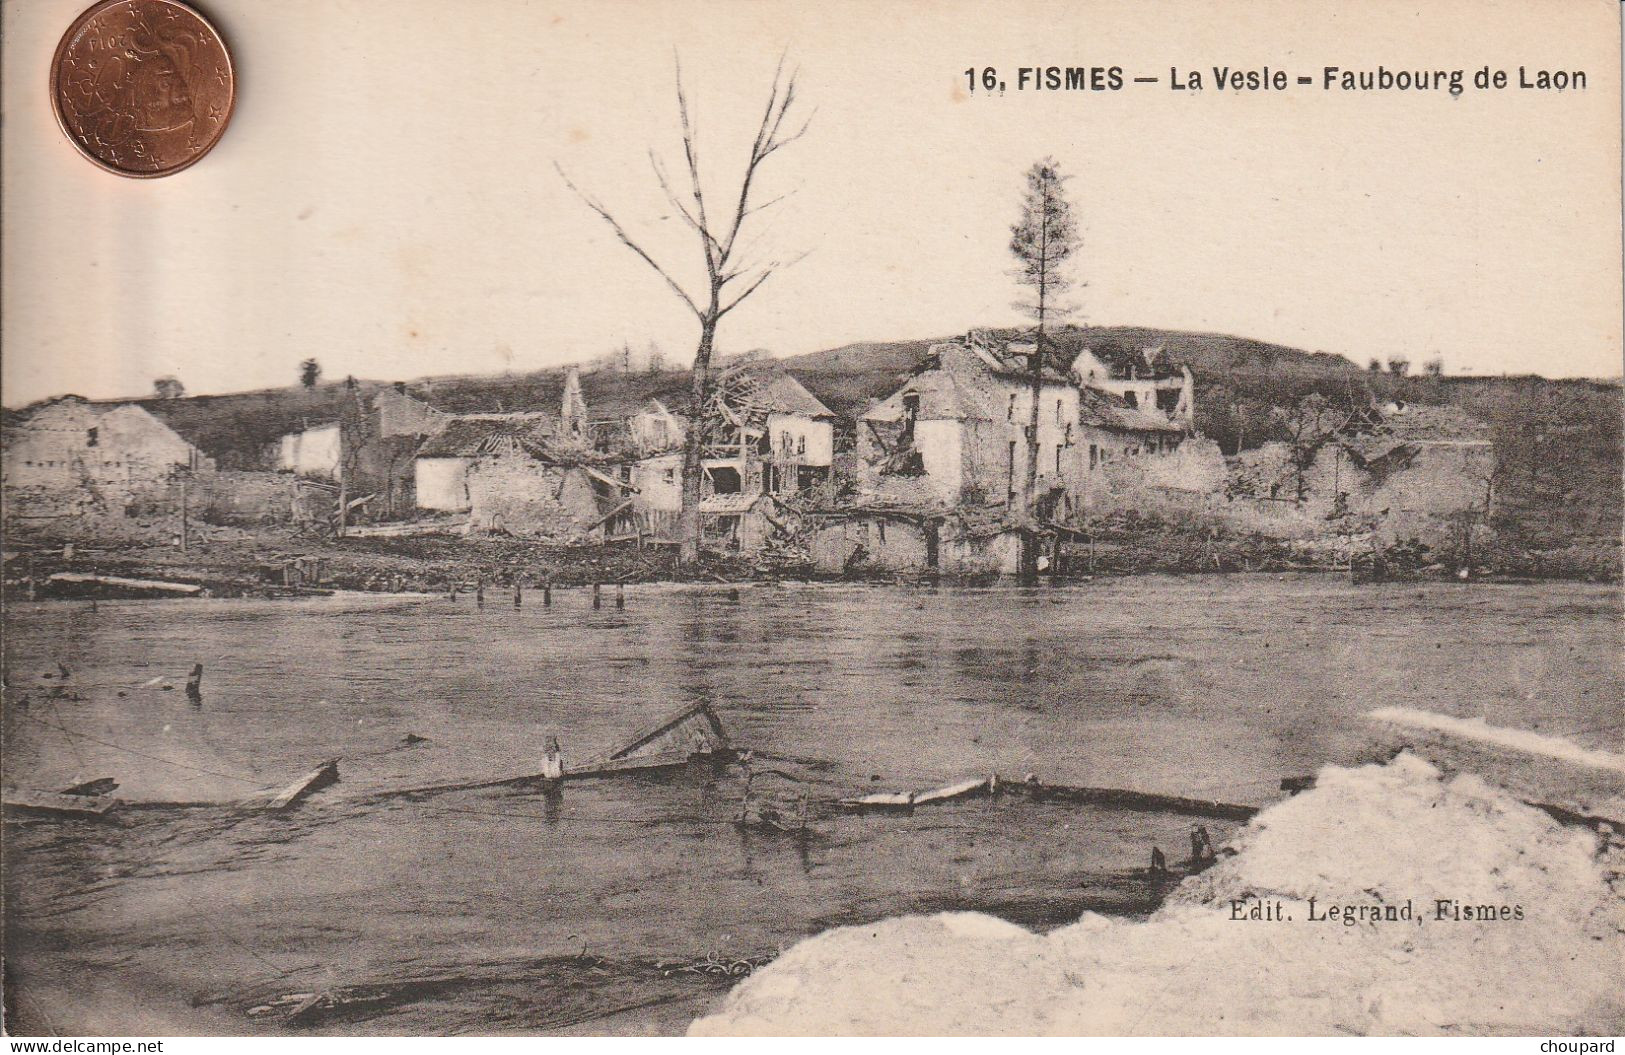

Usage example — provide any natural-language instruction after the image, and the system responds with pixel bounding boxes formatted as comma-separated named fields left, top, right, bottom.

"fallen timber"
left=1006, top=780, right=1259, bottom=821
left=5, top=761, right=343, bottom=816
left=569, top=701, right=730, bottom=777
left=357, top=701, right=736, bottom=804
left=3, top=775, right=123, bottom=818
left=239, top=760, right=341, bottom=811
left=840, top=777, right=995, bottom=812
left=45, top=572, right=205, bottom=598
left=839, top=774, right=1258, bottom=821
left=2, top=787, right=119, bottom=818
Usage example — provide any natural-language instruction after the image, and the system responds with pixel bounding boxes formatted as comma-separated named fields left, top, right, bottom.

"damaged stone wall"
left=2, top=400, right=213, bottom=517
left=1225, top=438, right=1497, bottom=544
left=940, top=527, right=1024, bottom=576
left=1072, top=435, right=1227, bottom=516
left=857, top=418, right=968, bottom=508
left=464, top=457, right=603, bottom=538
left=194, top=471, right=295, bottom=524
left=810, top=516, right=933, bottom=574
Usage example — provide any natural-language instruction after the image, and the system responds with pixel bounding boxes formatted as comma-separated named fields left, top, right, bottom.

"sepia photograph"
left=1, top=0, right=1622, bottom=1041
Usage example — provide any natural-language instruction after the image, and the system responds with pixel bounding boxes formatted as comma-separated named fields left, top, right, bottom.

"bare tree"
left=558, top=57, right=810, bottom=565
left=1008, top=158, right=1079, bottom=580
left=1272, top=392, right=1340, bottom=502
left=335, top=376, right=372, bottom=537
left=152, top=376, right=186, bottom=399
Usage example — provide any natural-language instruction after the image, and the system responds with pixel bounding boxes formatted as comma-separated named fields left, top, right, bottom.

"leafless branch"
left=674, top=57, right=720, bottom=281
left=717, top=249, right=811, bottom=317
left=555, top=162, right=701, bottom=318
left=649, top=150, right=710, bottom=243
left=742, top=184, right=800, bottom=219
left=718, top=56, right=812, bottom=267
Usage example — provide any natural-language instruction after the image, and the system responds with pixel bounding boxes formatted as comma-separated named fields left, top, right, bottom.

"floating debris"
left=241, top=760, right=340, bottom=812
left=3, top=788, right=118, bottom=818
left=839, top=776, right=994, bottom=812
left=60, top=777, right=119, bottom=797
left=656, top=954, right=774, bottom=980
left=569, top=701, right=732, bottom=778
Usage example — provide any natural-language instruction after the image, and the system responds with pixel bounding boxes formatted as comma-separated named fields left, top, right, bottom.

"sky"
left=3, top=0, right=1621, bottom=407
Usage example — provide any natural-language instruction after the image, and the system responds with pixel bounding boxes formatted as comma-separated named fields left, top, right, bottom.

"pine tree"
left=1009, top=158, right=1079, bottom=578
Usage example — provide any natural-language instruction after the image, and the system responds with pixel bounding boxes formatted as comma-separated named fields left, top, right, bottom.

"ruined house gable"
left=415, top=413, right=562, bottom=462
left=625, top=399, right=686, bottom=455
left=1077, top=388, right=1185, bottom=435
left=5, top=397, right=209, bottom=475
left=373, top=386, right=451, bottom=439
left=863, top=343, right=1020, bottom=427
left=1071, top=343, right=1183, bottom=383
left=755, top=372, right=835, bottom=420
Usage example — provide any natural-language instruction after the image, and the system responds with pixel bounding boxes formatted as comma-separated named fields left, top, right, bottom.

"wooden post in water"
left=476, top=582, right=485, bottom=607
left=514, top=582, right=522, bottom=608
left=543, top=582, right=552, bottom=607
left=615, top=583, right=625, bottom=609
left=592, top=583, right=601, bottom=609
left=542, top=736, right=564, bottom=782
left=186, top=663, right=203, bottom=704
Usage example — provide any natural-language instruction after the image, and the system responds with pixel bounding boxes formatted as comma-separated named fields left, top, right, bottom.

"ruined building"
left=857, top=333, right=1191, bottom=522
left=696, top=368, right=834, bottom=552
left=1069, top=343, right=1195, bottom=428
left=412, top=413, right=630, bottom=537
left=1, top=396, right=213, bottom=519
left=275, top=382, right=453, bottom=517
left=1229, top=399, right=1497, bottom=539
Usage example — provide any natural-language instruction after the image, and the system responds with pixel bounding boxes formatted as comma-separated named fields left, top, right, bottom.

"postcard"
left=2, top=0, right=1621, bottom=1040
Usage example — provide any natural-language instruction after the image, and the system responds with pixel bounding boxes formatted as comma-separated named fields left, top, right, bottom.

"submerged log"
left=838, top=791, right=917, bottom=811
left=837, top=774, right=1256, bottom=820
left=1006, top=780, right=1258, bottom=821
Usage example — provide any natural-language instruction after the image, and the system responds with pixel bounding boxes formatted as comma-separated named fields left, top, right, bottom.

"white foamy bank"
left=692, top=754, right=1625, bottom=1036
left=1367, top=707, right=1625, bottom=775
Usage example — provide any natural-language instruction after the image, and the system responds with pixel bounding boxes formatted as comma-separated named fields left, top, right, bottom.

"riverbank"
left=0, top=529, right=759, bottom=599
left=3, top=511, right=1617, bottom=600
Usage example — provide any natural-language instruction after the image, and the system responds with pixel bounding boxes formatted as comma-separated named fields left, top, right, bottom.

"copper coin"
left=50, top=0, right=235, bottom=178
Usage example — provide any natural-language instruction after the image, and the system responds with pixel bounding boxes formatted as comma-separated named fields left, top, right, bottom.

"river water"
left=3, top=576, right=1619, bottom=1034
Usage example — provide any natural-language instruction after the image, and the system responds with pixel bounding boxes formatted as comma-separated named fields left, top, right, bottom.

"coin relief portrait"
left=51, top=0, right=233, bottom=177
